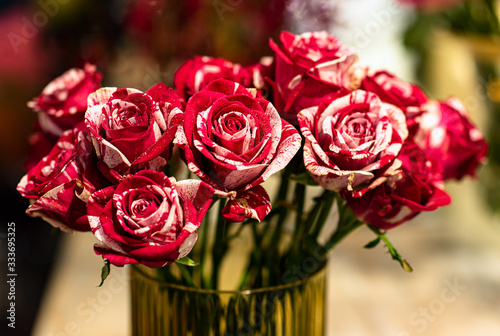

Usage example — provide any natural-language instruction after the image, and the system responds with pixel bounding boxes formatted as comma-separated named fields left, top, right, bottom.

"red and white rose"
left=15, top=29, right=490, bottom=278
left=269, top=30, right=360, bottom=123
left=28, top=63, right=102, bottom=136
left=176, top=78, right=301, bottom=221
left=360, top=70, right=428, bottom=133
left=346, top=142, right=451, bottom=229
left=174, top=56, right=254, bottom=101
left=88, top=170, right=214, bottom=268
left=413, top=98, right=488, bottom=180
left=24, top=64, right=102, bottom=169
left=298, top=90, right=408, bottom=194
left=17, top=128, right=108, bottom=232
left=85, top=84, right=183, bottom=180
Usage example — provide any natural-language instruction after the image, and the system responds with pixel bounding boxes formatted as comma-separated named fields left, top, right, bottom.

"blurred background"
left=1, top=0, right=500, bottom=335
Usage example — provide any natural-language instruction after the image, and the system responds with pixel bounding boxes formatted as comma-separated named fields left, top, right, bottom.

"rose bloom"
left=24, top=64, right=102, bottom=169
left=269, top=30, right=359, bottom=123
left=298, top=90, right=408, bottom=194
left=346, top=142, right=451, bottom=230
left=174, top=56, right=254, bottom=102
left=28, top=63, right=102, bottom=136
left=360, top=70, right=428, bottom=110
left=17, top=128, right=108, bottom=232
left=85, top=84, right=183, bottom=180
left=88, top=170, right=214, bottom=268
left=360, top=70, right=428, bottom=133
left=413, top=98, right=488, bottom=180
left=176, top=78, right=301, bottom=222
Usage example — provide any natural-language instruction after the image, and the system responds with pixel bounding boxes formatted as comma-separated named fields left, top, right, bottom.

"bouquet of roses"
left=17, top=31, right=487, bottom=289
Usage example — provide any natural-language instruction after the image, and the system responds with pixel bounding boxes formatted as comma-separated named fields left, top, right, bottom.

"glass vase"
left=129, top=261, right=326, bottom=336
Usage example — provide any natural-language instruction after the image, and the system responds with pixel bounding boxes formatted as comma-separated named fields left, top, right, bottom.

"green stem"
left=176, top=263, right=196, bottom=287
left=308, top=190, right=336, bottom=242
left=283, top=183, right=307, bottom=272
left=239, top=166, right=294, bottom=288
left=484, top=0, right=500, bottom=34
left=226, top=219, right=253, bottom=242
left=322, top=217, right=363, bottom=253
left=199, top=213, right=210, bottom=289
left=367, top=226, right=413, bottom=272
left=292, top=184, right=306, bottom=241
left=267, top=169, right=292, bottom=251
left=264, top=206, right=289, bottom=285
left=210, top=198, right=228, bottom=289
left=156, top=265, right=181, bottom=285
left=258, top=206, right=281, bottom=244
left=237, top=220, right=263, bottom=289
left=261, top=166, right=295, bottom=286
left=320, top=195, right=363, bottom=256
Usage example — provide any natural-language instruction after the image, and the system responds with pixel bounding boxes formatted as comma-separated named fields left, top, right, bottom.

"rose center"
left=345, top=119, right=371, bottom=139
left=212, top=111, right=258, bottom=155
left=335, top=112, right=375, bottom=148
left=130, top=196, right=158, bottom=219
left=110, top=101, right=148, bottom=129
left=220, top=112, right=247, bottom=135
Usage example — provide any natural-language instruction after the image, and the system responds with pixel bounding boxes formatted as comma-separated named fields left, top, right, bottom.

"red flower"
left=360, top=70, right=428, bottom=134
left=347, top=143, right=451, bottom=230
left=269, top=30, right=359, bottom=123
left=88, top=170, right=214, bottom=268
left=176, top=78, right=301, bottom=221
left=85, top=84, right=183, bottom=179
left=174, top=56, right=254, bottom=102
left=28, top=64, right=102, bottom=136
left=413, top=98, right=488, bottom=180
left=17, top=128, right=108, bottom=232
left=298, top=90, right=408, bottom=194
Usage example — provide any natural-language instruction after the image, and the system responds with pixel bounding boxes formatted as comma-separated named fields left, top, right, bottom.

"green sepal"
left=98, top=259, right=110, bottom=287
left=176, top=256, right=199, bottom=267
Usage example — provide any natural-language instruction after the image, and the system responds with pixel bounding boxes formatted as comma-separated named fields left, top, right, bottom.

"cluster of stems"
left=157, top=152, right=370, bottom=289
left=151, top=143, right=412, bottom=289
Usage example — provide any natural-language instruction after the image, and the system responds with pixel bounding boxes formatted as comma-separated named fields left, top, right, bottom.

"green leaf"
left=98, top=259, right=110, bottom=287
left=364, top=237, right=381, bottom=249
left=176, top=256, right=199, bottom=267
left=289, top=172, right=319, bottom=186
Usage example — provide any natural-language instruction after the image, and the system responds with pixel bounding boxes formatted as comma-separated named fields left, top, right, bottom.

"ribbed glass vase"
left=129, top=262, right=326, bottom=336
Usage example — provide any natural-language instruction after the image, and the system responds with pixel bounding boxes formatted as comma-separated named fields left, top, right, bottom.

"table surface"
left=31, top=180, right=500, bottom=336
